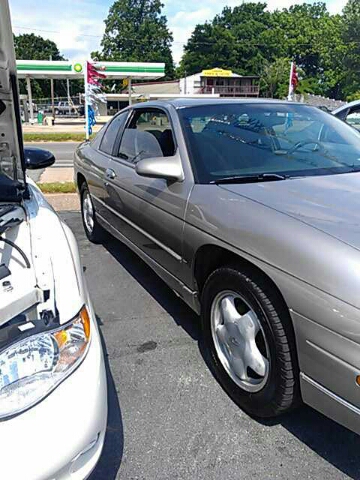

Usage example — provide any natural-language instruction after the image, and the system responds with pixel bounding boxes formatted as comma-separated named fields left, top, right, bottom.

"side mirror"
left=24, top=147, right=55, bottom=170
left=135, top=152, right=184, bottom=182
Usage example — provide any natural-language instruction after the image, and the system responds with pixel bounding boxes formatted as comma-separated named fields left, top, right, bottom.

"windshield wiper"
left=211, top=173, right=287, bottom=185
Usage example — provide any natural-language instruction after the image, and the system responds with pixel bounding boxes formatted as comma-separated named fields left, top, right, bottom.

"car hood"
left=0, top=184, right=84, bottom=327
left=220, top=172, right=360, bottom=252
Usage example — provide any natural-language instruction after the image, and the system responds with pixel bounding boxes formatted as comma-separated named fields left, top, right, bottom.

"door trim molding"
left=92, top=194, right=183, bottom=262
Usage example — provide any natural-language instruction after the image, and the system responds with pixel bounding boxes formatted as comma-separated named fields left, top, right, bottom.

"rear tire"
left=201, top=263, right=300, bottom=418
left=80, top=183, right=107, bottom=244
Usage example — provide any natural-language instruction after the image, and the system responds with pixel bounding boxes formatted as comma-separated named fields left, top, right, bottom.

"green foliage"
left=341, top=0, right=360, bottom=98
left=180, top=1, right=357, bottom=100
left=15, top=34, right=63, bottom=62
left=14, top=34, right=83, bottom=100
left=260, top=58, right=291, bottom=98
left=23, top=133, right=92, bottom=142
left=346, top=91, right=360, bottom=102
left=95, top=0, right=175, bottom=79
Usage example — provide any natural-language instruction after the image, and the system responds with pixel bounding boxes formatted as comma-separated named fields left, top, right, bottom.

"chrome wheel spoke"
left=83, top=194, right=94, bottom=232
left=221, top=296, right=239, bottom=326
left=228, top=353, right=247, bottom=380
left=211, top=291, right=270, bottom=392
left=243, top=343, right=268, bottom=378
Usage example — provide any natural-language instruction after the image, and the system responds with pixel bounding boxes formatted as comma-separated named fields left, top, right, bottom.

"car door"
left=86, top=110, right=129, bottom=221
left=105, top=106, right=193, bottom=281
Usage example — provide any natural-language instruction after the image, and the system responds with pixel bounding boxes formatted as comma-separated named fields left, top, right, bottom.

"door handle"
left=105, top=168, right=116, bottom=180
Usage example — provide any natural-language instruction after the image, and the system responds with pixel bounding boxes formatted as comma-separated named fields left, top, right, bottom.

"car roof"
left=131, top=98, right=306, bottom=110
left=333, top=100, right=360, bottom=115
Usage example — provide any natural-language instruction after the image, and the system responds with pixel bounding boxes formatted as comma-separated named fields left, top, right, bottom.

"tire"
left=55, top=109, right=60, bottom=115
left=201, top=264, right=300, bottom=418
left=80, top=183, right=107, bottom=244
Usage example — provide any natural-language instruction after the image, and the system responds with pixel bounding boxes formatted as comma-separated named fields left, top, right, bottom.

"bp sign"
left=73, top=63, right=83, bottom=73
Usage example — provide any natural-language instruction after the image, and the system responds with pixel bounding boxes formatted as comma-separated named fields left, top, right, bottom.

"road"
left=25, top=142, right=78, bottom=182
left=60, top=211, right=360, bottom=480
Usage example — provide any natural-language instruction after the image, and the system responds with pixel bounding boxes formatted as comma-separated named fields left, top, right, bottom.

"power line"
left=13, top=25, right=102, bottom=38
left=13, top=25, right=360, bottom=47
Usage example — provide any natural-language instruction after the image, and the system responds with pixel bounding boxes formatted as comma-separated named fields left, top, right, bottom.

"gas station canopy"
left=16, top=60, right=165, bottom=80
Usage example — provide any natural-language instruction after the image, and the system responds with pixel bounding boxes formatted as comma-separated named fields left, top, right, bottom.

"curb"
left=45, top=193, right=80, bottom=212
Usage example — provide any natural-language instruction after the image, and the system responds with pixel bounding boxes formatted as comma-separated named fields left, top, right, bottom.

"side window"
left=346, top=107, right=360, bottom=132
left=90, top=125, right=106, bottom=150
left=99, top=111, right=128, bottom=155
left=118, top=109, right=176, bottom=163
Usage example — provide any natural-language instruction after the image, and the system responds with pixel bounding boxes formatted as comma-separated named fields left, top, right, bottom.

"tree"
left=179, top=3, right=274, bottom=77
left=180, top=2, right=349, bottom=99
left=260, top=58, right=291, bottom=98
left=14, top=33, right=64, bottom=62
left=341, top=0, right=360, bottom=97
left=272, top=3, right=346, bottom=98
left=13, top=34, right=76, bottom=100
left=95, top=0, right=175, bottom=79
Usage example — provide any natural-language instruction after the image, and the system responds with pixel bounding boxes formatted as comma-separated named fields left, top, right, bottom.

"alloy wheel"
left=210, top=290, right=270, bottom=392
left=82, top=192, right=94, bottom=234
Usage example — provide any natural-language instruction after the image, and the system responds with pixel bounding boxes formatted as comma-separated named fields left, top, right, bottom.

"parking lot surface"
left=61, top=211, right=360, bottom=480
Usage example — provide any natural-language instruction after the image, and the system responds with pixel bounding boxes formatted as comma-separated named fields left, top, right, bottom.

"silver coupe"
left=75, top=99, right=360, bottom=434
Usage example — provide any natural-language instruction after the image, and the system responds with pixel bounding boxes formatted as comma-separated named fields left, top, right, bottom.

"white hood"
left=0, top=1, right=26, bottom=188
left=0, top=184, right=84, bottom=327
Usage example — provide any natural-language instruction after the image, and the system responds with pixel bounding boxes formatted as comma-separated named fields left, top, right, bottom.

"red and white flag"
left=288, top=62, right=299, bottom=101
left=87, top=61, right=106, bottom=86
left=85, top=61, right=107, bottom=139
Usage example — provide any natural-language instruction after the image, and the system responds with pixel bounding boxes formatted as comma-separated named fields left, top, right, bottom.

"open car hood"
left=0, top=1, right=26, bottom=200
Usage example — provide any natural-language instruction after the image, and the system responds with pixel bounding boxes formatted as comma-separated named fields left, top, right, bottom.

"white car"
left=0, top=3, right=107, bottom=479
left=333, top=100, right=360, bottom=131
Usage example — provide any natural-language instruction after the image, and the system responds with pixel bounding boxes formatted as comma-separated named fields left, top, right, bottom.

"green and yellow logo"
left=73, top=63, right=83, bottom=73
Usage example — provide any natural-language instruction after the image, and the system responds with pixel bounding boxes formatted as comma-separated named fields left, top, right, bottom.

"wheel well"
left=77, top=172, right=86, bottom=192
left=194, top=244, right=284, bottom=303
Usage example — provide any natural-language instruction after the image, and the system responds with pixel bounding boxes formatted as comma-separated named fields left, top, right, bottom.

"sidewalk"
left=39, top=167, right=74, bottom=183
left=45, top=193, right=80, bottom=211
left=23, top=117, right=110, bottom=135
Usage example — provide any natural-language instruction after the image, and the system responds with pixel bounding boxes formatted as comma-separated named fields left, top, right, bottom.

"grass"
left=38, top=182, right=77, bottom=194
left=23, top=133, right=93, bottom=142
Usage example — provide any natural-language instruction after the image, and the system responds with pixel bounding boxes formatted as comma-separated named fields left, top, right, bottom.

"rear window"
left=99, top=111, right=128, bottom=155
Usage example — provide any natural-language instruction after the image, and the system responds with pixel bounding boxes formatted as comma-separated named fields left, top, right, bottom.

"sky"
left=9, top=0, right=348, bottom=65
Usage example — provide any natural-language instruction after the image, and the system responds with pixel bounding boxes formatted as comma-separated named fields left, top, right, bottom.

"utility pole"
left=128, top=76, right=132, bottom=106
left=26, top=76, right=34, bottom=124
left=50, top=55, right=55, bottom=121
left=67, top=78, right=71, bottom=115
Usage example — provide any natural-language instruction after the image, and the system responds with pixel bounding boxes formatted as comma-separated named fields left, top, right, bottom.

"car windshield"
left=178, top=103, right=360, bottom=184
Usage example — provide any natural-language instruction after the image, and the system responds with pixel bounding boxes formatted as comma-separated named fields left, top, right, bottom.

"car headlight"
left=0, top=306, right=91, bottom=419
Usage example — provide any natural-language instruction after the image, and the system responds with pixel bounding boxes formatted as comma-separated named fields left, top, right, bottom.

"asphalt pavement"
left=25, top=142, right=78, bottom=182
left=61, top=211, right=360, bottom=480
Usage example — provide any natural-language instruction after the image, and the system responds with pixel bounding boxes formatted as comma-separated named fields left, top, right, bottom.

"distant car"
left=333, top=100, right=360, bottom=131
left=76, top=97, right=360, bottom=435
left=0, top=4, right=107, bottom=479
left=55, top=101, right=82, bottom=116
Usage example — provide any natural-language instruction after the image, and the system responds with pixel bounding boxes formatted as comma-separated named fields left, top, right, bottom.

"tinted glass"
left=118, top=109, right=175, bottom=162
left=100, top=111, right=128, bottom=155
left=179, top=103, right=360, bottom=183
left=90, top=125, right=106, bottom=150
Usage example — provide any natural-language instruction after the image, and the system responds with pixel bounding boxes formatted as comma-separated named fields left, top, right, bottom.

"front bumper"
left=0, top=310, right=107, bottom=480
